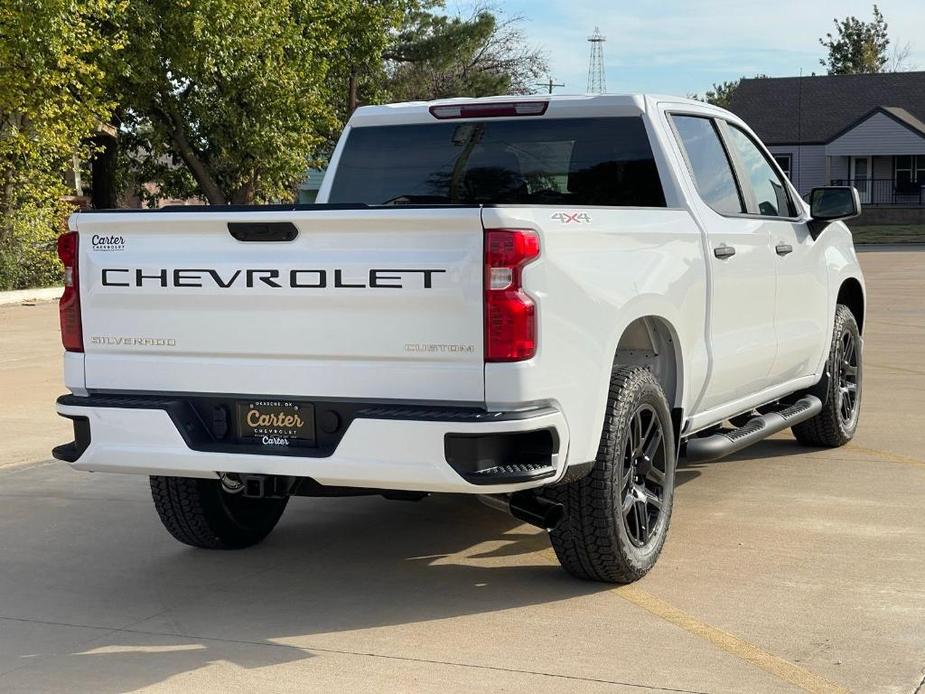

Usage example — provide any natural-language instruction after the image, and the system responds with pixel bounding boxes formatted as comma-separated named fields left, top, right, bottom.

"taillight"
left=56, top=231, right=83, bottom=352
left=484, top=229, right=540, bottom=362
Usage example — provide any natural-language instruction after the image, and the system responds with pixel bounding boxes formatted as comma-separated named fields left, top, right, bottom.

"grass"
left=850, top=224, right=925, bottom=244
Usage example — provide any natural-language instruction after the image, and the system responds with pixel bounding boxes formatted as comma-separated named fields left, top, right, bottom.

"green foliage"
left=119, top=0, right=410, bottom=205
left=0, top=197, right=73, bottom=289
left=0, top=0, right=545, bottom=286
left=117, top=0, right=544, bottom=206
left=0, top=0, right=124, bottom=289
left=703, top=79, right=742, bottom=109
left=698, top=75, right=768, bottom=109
left=384, top=7, right=547, bottom=101
left=819, top=4, right=890, bottom=75
left=326, top=0, right=420, bottom=118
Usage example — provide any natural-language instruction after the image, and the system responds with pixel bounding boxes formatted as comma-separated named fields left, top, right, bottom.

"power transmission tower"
left=586, top=27, right=606, bottom=93
left=534, top=77, right=565, bottom=94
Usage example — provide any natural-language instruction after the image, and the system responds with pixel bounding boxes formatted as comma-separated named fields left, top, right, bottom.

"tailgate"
left=76, top=207, right=486, bottom=403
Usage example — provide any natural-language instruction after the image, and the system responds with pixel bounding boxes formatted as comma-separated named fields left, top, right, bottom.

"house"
left=296, top=168, right=326, bottom=203
left=728, top=72, right=925, bottom=224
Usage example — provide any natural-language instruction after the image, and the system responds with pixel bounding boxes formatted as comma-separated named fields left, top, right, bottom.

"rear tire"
left=547, top=367, right=676, bottom=583
left=792, top=304, right=862, bottom=447
left=150, top=476, right=288, bottom=549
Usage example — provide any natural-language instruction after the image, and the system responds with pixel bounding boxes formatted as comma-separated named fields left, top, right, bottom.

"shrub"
left=0, top=197, right=70, bottom=290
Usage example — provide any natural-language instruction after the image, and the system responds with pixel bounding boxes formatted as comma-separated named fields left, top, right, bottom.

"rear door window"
left=671, top=115, right=744, bottom=215
left=328, top=117, right=666, bottom=207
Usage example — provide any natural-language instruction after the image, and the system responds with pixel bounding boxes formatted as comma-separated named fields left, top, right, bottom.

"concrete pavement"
left=0, top=249, right=924, bottom=693
left=0, top=287, right=62, bottom=306
left=0, top=300, right=72, bottom=468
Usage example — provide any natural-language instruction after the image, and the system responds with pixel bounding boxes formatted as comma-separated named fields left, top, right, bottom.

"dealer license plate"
left=236, top=400, right=315, bottom=446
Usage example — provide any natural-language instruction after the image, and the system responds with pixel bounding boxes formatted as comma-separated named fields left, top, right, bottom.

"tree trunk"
left=155, top=101, right=227, bottom=205
left=348, top=69, right=359, bottom=115
left=169, top=123, right=227, bottom=205
left=230, top=178, right=255, bottom=204
left=90, top=120, right=120, bottom=209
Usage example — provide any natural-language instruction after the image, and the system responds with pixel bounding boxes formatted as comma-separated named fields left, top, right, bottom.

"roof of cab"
left=347, top=93, right=722, bottom=127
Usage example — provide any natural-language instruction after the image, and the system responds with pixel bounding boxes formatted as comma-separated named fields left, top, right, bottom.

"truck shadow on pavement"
left=676, top=436, right=820, bottom=486
left=6, top=438, right=823, bottom=691
left=2, top=472, right=612, bottom=691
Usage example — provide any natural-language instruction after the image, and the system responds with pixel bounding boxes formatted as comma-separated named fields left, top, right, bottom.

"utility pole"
left=586, top=27, right=607, bottom=93
left=535, top=77, right=565, bottom=95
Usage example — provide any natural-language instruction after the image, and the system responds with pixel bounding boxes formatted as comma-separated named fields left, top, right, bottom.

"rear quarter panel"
left=482, top=206, right=708, bottom=466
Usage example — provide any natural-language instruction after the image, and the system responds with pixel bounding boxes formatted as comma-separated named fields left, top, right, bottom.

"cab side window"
left=725, top=125, right=795, bottom=217
left=671, top=115, right=745, bottom=215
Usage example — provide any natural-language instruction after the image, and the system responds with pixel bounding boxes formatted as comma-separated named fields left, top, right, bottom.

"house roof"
left=824, top=105, right=925, bottom=145
left=880, top=106, right=925, bottom=138
left=727, top=72, right=925, bottom=145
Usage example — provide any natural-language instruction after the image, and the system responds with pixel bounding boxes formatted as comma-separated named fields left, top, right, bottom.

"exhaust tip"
left=478, top=492, right=565, bottom=530
left=509, top=492, right=564, bottom=530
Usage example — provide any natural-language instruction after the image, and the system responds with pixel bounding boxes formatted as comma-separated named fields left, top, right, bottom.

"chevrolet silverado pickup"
left=53, top=94, right=865, bottom=583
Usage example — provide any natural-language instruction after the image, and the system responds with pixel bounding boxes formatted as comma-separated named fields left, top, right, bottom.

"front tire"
left=150, top=476, right=289, bottom=549
left=547, top=367, right=676, bottom=583
left=792, top=304, right=862, bottom=447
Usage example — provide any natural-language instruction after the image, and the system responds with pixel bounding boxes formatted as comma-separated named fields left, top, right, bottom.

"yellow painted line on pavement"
left=843, top=445, right=925, bottom=468
left=614, top=585, right=850, bottom=694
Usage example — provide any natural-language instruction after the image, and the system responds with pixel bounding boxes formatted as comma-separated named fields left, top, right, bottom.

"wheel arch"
left=613, top=316, right=684, bottom=410
left=837, top=276, right=865, bottom=334
left=579, top=307, right=693, bottom=471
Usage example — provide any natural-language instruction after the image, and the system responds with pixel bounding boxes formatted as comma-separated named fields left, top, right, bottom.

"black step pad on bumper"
left=444, top=429, right=559, bottom=485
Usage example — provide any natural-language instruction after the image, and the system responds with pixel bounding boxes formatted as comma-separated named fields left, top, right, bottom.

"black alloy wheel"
left=836, top=326, right=860, bottom=429
left=621, top=404, right=668, bottom=547
left=547, top=366, right=677, bottom=583
left=792, top=304, right=862, bottom=448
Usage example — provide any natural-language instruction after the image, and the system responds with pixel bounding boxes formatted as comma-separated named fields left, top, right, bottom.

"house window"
left=773, top=154, right=792, bottom=180
left=895, top=155, right=925, bottom=185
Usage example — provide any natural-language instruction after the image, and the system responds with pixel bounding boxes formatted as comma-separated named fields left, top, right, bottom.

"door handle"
left=713, top=244, right=736, bottom=259
left=775, top=243, right=793, bottom=256
left=228, top=222, right=298, bottom=242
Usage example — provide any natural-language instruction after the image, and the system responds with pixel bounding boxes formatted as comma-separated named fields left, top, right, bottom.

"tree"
left=698, top=75, right=767, bottom=109
left=118, top=0, right=410, bottom=205
left=886, top=41, right=917, bottom=72
left=703, top=79, right=741, bottom=109
left=0, top=0, right=124, bottom=289
left=819, top=5, right=890, bottom=75
left=383, top=6, right=547, bottom=102
left=1, top=0, right=547, bottom=287
left=116, top=1, right=545, bottom=206
left=323, top=0, right=418, bottom=120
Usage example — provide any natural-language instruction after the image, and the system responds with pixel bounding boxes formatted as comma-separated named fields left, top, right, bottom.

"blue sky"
left=454, top=0, right=925, bottom=96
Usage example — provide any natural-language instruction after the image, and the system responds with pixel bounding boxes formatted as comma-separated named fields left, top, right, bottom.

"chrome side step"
left=685, top=395, right=822, bottom=463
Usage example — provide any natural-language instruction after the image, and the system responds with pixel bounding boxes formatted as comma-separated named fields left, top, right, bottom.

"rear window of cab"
left=328, top=116, right=666, bottom=208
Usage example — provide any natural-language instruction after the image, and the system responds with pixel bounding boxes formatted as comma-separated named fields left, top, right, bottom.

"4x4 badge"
left=551, top=212, right=591, bottom=224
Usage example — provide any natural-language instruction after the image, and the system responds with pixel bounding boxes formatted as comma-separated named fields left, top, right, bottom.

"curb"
left=0, top=287, right=62, bottom=306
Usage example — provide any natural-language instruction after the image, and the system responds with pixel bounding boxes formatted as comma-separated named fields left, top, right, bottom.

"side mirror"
left=808, top=186, right=861, bottom=239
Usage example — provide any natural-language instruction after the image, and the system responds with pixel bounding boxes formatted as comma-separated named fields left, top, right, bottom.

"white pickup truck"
left=53, top=94, right=865, bottom=583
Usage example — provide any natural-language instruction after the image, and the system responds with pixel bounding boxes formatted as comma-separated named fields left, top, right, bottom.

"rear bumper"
left=54, top=394, right=571, bottom=494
